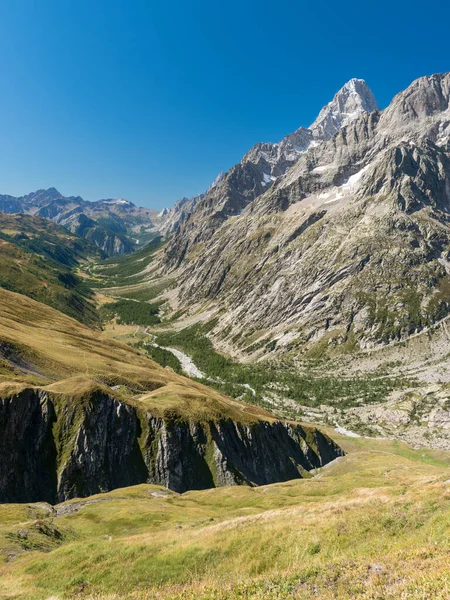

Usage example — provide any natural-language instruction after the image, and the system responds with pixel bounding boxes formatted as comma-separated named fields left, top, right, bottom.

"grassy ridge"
left=0, top=287, right=276, bottom=425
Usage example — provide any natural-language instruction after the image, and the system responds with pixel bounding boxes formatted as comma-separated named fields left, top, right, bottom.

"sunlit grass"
left=1, top=439, right=450, bottom=599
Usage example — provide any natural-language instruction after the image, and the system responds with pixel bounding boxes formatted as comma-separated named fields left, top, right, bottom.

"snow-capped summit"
left=310, top=78, right=379, bottom=140
left=99, top=198, right=134, bottom=206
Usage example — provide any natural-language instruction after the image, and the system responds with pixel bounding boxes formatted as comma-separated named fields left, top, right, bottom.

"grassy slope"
left=1, top=435, right=450, bottom=599
left=87, top=238, right=166, bottom=294
left=0, top=213, right=102, bottom=326
left=3, top=237, right=447, bottom=599
left=0, top=287, right=275, bottom=424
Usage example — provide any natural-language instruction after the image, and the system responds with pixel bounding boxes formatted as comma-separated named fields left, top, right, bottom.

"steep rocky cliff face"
left=162, top=73, right=450, bottom=357
left=163, top=79, right=378, bottom=264
left=160, top=172, right=226, bottom=237
left=0, top=386, right=343, bottom=503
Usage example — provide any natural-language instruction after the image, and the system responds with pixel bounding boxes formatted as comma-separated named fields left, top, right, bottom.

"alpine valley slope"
left=0, top=212, right=102, bottom=326
left=0, top=286, right=342, bottom=503
left=161, top=73, right=450, bottom=361
left=2, top=434, right=450, bottom=600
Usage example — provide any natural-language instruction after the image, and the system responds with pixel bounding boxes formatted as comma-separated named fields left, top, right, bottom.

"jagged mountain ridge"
left=159, top=171, right=225, bottom=236
left=162, top=73, right=450, bottom=358
left=161, top=79, right=378, bottom=247
left=0, top=187, right=161, bottom=256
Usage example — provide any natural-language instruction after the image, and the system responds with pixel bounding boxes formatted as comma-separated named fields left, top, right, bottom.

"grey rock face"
left=162, top=72, right=450, bottom=357
left=379, top=73, right=450, bottom=129
left=160, top=172, right=226, bottom=237
left=56, top=394, right=147, bottom=500
left=0, top=390, right=57, bottom=503
left=162, top=79, right=378, bottom=260
left=0, top=388, right=343, bottom=502
left=0, top=195, right=24, bottom=214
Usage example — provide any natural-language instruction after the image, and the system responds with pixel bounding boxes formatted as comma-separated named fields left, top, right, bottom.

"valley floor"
left=91, top=244, right=450, bottom=453
left=2, top=434, right=450, bottom=599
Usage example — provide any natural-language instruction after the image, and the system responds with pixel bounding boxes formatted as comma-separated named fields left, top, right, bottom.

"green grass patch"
left=88, top=238, right=163, bottom=289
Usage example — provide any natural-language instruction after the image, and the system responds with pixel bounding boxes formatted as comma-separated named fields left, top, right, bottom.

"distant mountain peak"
left=310, top=78, right=379, bottom=140
left=30, top=187, right=63, bottom=199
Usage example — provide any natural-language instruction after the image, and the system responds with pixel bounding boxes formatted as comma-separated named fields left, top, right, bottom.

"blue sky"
left=0, top=0, right=449, bottom=208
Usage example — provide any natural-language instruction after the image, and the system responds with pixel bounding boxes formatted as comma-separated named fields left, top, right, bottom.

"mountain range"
left=160, top=73, right=450, bottom=359
left=3, top=73, right=450, bottom=362
left=3, top=72, right=450, bottom=600
left=0, top=187, right=162, bottom=255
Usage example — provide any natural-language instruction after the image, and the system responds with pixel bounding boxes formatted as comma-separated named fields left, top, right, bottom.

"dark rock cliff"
left=0, top=388, right=343, bottom=503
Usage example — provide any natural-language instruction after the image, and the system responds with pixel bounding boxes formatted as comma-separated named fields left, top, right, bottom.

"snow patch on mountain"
left=102, top=199, right=132, bottom=206
left=341, top=163, right=372, bottom=188
left=262, top=173, right=277, bottom=186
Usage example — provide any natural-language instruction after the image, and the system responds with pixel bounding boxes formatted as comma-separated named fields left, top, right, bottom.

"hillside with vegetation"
left=2, top=69, right=450, bottom=600
left=0, top=285, right=342, bottom=506
left=1, top=433, right=450, bottom=599
left=87, top=244, right=419, bottom=440
left=0, top=213, right=102, bottom=326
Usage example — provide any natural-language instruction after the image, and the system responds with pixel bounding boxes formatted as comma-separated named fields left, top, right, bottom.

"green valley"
left=0, top=213, right=102, bottom=326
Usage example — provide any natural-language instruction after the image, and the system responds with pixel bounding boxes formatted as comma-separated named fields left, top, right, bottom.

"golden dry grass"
left=1, top=440, right=450, bottom=599
left=0, top=287, right=275, bottom=424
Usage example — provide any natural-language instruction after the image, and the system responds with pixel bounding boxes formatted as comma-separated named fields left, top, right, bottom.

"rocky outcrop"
left=64, top=213, right=136, bottom=255
left=0, top=389, right=57, bottom=503
left=160, top=172, right=226, bottom=237
left=0, top=387, right=343, bottom=503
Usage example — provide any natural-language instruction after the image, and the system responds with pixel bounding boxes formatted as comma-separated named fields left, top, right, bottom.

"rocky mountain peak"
left=43, top=186, right=61, bottom=195
left=309, top=78, right=379, bottom=141
left=24, top=187, right=64, bottom=202
left=380, top=72, right=450, bottom=130
left=161, top=77, right=381, bottom=253
left=207, top=171, right=226, bottom=192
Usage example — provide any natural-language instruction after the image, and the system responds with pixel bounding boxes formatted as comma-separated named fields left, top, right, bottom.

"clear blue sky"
left=0, top=0, right=449, bottom=208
